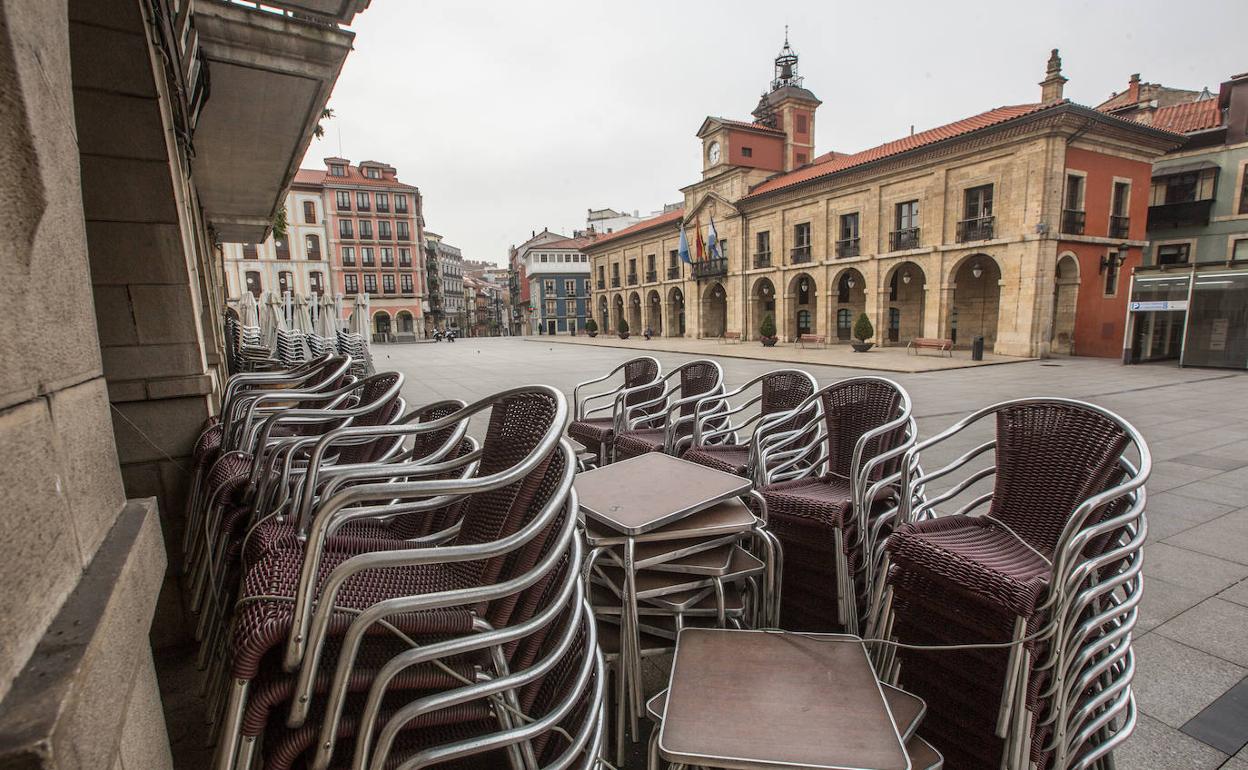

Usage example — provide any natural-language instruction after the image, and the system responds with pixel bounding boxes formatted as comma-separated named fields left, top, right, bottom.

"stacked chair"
left=568, top=356, right=662, bottom=466
left=337, top=326, right=375, bottom=378
left=611, top=359, right=725, bottom=461
left=185, top=357, right=605, bottom=768
left=870, top=398, right=1149, bottom=769
left=752, top=377, right=916, bottom=634
left=276, top=326, right=309, bottom=367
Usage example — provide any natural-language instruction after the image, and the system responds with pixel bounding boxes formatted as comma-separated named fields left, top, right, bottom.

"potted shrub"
left=851, top=313, right=875, bottom=352
left=585, top=318, right=598, bottom=338
left=617, top=318, right=630, bottom=340
left=759, top=314, right=778, bottom=347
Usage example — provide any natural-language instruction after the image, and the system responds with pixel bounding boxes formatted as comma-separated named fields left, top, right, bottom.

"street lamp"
left=846, top=276, right=856, bottom=289
left=971, top=262, right=983, bottom=279
left=902, top=271, right=912, bottom=285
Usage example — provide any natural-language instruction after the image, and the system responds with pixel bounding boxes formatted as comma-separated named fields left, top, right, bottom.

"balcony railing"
left=376, top=204, right=390, bottom=213
left=692, top=256, right=728, bottom=279
left=611, top=277, right=620, bottom=288
left=835, top=238, right=859, bottom=258
left=378, top=231, right=392, bottom=240
left=597, top=279, right=605, bottom=290
left=627, top=273, right=638, bottom=286
left=307, top=250, right=321, bottom=260
left=1109, top=215, right=1130, bottom=239
left=357, top=203, right=371, bottom=212
left=753, top=252, right=771, bottom=268
left=956, top=216, right=995, bottom=243
left=890, top=227, right=920, bottom=251
left=667, top=266, right=680, bottom=279
left=790, top=245, right=812, bottom=263
left=397, top=232, right=410, bottom=241
left=1148, top=199, right=1214, bottom=230
left=645, top=270, right=657, bottom=283
left=336, top=203, right=350, bottom=212
left=1061, top=209, right=1085, bottom=235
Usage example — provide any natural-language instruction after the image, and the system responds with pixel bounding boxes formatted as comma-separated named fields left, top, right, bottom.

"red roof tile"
left=293, top=168, right=326, bottom=186
left=715, top=118, right=785, bottom=136
left=583, top=208, right=685, bottom=249
left=743, top=102, right=1055, bottom=200
left=534, top=234, right=599, bottom=251
left=1148, top=100, right=1223, bottom=134
left=312, top=164, right=419, bottom=191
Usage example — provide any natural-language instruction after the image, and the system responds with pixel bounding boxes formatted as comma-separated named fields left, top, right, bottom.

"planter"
left=587, top=331, right=598, bottom=338
left=851, top=341, right=874, bottom=353
left=618, top=333, right=630, bottom=340
left=760, top=336, right=778, bottom=347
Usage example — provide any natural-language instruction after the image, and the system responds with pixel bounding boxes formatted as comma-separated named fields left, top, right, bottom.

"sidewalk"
left=522, top=334, right=1032, bottom=373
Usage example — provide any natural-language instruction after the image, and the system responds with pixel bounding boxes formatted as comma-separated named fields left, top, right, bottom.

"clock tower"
left=752, top=31, right=821, bottom=172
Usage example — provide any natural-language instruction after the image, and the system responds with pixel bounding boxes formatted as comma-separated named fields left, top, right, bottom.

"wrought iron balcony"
left=835, top=238, right=859, bottom=258
left=956, top=216, right=995, bottom=243
left=1147, top=199, right=1214, bottom=230
left=667, top=266, right=681, bottom=279
left=645, top=270, right=657, bottom=283
left=611, top=277, right=620, bottom=288
left=1061, top=209, right=1085, bottom=235
left=790, top=245, right=812, bottom=263
left=692, top=256, right=728, bottom=279
left=597, top=278, right=605, bottom=290
left=626, top=273, right=638, bottom=286
left=753, top=252, right=771, bottom=268
left=1109, top=215, right=1130, bottom=239
left=889, top=228, right=920, bottom=251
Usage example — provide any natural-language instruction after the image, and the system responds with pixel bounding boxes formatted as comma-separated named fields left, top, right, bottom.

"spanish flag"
left=694, top=217, right=706, bottom=261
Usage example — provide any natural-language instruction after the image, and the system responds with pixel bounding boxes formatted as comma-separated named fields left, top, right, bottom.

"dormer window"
left=329, top=164, right=346, bottom=177
left=365, top=166, right=380, bottom=179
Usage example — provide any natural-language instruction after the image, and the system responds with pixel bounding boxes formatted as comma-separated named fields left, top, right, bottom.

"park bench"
left=907, top=337, right=954, bottom=357
left=720, top=331, right=743, bottom=343
left=797, top=334, right=826, bottom=349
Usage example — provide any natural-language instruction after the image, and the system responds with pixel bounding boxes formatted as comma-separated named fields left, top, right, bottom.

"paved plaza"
left=374, top=337, right=1248, bottom=769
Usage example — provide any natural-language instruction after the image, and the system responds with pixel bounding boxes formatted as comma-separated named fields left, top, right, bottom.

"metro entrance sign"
left=1130, top=300, right=1188, bottom=311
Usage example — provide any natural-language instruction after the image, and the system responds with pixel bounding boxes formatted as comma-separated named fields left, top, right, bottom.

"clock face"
left=708, top=141, right=721, bottom=165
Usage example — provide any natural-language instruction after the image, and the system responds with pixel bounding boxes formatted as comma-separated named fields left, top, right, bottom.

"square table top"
left=575, top=453, right=751, bottom=535
left=659, top=628, right=909, bottom=770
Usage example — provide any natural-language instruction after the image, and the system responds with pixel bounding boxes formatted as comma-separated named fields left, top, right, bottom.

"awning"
left=1152, top=160, right=1219, bottom=178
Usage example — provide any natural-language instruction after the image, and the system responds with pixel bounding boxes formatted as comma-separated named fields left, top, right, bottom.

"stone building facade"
left=222, top=178, right=332, bottom=300
left=0, top=0, right=362, bottom=767
left=585, top=47, right=1181, bottom=358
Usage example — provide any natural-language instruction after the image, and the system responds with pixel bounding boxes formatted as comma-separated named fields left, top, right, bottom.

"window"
left=395, top=194, right=408, bottom=213
left=274, top=238, right=290, bottom=260
left=305, top=234, right=321, bottom=258
left=545, top=299, right=557, bottom=316
left=340, top=219, right=353, bottom=238
left=359, top=220, right=373, bottom=239
left=896, top=200, right=919, bottom=230
left=796, top=152, right=808, bottom=165
left=839, top=213, right=859, bottom=241
left=344, top=274, right=359, bottom=293
left=362, top=247, right=375, bottom=266
left=375, top=192, right=389, bottom=212
left=544, top=279, right=555, bottom=294
left=1152, top=168, right=1217, bottom=205
left=756, top=230, right=771, bottom=256
left=565, top=279, right=577, bottom=295
left=245, top=270, right=262, bottom=297
left=278, top=270, right=293, bottom=295
left=647, top=254, right=656, bottom=271
left=837, top=213, right=860, bottom=257
left=401, top=274, right=414, bottom=293
left=795, top=114, right=808, bottom=133
left=329, top=164, right=346, bottom=177
left=964, top=184, right=994, bottom=220
left=794, top=222, right=811, bottom=247
left=342, top=246, right=355, bottom=266
left=378, top=221, right=392, bottom=240
left=1112, top=181, right=1131, bottom=217
left=242, top=242, right=258, bottom=259
left=365, top=166, right=380, bottom=179
left=1104, top=249, right=1122, bottom=296
left=1234, top=239, right=1248, bottom=260
left=1156, top=243, right=1190, bottom=266
left=668, top=249, right=679, bottom=267
left=539, top=253, right=548, bottom=263
left=335, top=190, right=350, bottom=210
left=363, top=274, right=378, bottom=293
left=1240, top=166, right=1248, bottom=215
left=303, top=200, right=317, bottom=223
left=1065, top=174, right=1085, bottom=211
left=356, top=191, right=371, bottom=211
left=399, top=248, right=411, bottom=267
left=381, top=247, right=394, bottom=266
left=719, top=239, right=728, bottom=259
left=837, top=308, right=852, bottom=340
left=742, top=147, right=753, bottom=158
left=309, top=271, right=324, bottom=295
left=396, top=221, right=410, bottom=240
left=383, top=274, right=396, bottom=294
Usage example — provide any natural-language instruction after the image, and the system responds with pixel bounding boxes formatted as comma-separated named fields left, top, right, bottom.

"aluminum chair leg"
left=214, top=678, right=249, bottom=770
left=647, top=726, right=661, bottom=770
left=235, top=735, right=258, bottom=770
left=997, top=616, right=1027, bottom=738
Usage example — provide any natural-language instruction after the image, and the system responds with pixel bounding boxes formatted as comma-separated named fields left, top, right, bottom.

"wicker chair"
left=681, top=368, right=817, bottom=487
left=751, top=377, right=914, bottom=634
left=876, top=398, right=1149, bottom=769
left=567, top=356, right=661, bottom=465
left=612, top=359, right=725, bottom=461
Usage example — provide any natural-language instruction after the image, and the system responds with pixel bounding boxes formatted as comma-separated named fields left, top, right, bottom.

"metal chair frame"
left=617, top=360, right=725, bottom=456
left=571, top=357, right=662, bottom=465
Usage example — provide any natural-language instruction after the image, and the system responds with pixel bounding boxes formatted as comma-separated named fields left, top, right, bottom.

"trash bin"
left=971, top=335, right=985, bottom=361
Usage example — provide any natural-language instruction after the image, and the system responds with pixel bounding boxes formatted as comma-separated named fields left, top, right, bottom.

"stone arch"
left=597, top=295, right=609, bottom=331
left=701, top=281, right=728, bottom=338
left=748, top=276, right=778, bottom=340
left=627, top=290, right=642, bottom=332
left=645, top=289, right=663, bottom=335
left=667, top=286, right=686, bottom=337
left=1051, top=252, right=1080, bottom=355
left=611, top=293, right=624, bottom=333
left=395, top=310, right=415, bottom=334
left=786, top=272, right=818, bottom=341
left=372, top=309, right=392, bottom=338
left=946, top=253, right=1002, bottom=349
left=831, top=267, right=866, bottom=343
left=883, top=261, right=926, bottom=344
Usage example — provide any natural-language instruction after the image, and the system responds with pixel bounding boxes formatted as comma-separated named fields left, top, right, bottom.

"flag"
left=707, top=216, right=721, bottom=261
left=678, top=223, right=692, bottom=264
left=694, top=217, right=706, bottom=262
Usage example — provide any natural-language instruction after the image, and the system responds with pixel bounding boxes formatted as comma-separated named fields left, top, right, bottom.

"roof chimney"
left=1128, top=73, right=1141, bottom=103
left=1040, top=49, right=1068, bottom=105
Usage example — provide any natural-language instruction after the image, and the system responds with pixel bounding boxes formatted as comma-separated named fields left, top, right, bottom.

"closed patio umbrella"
left=293, top=293, right=314, bottom=335
left=238, top=291, right=259, bottom=328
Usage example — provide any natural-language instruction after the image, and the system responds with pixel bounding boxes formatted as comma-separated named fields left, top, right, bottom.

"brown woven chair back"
left=293, top=355, right=351, bottom=409
left=407, top=401, right=466, bottom=460
left=820, top=379, right=904, bottom=480
left=334, top=373, right=403, bottom=465
left=678, top=360, right=721, bottom=419
left=761, top=369, right=817, bottom=434
left=386, top=437, right=477, bottom=540
left=622, top=356, right=663, bottom=412
left=987, top=402, right=1130, bottom=558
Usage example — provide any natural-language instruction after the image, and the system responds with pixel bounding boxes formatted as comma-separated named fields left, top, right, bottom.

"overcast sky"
left=307, top=0, right=1246, bottom=266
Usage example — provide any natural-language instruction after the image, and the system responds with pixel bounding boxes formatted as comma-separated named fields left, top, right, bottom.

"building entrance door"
left=547, top=320, right=556, bottom=335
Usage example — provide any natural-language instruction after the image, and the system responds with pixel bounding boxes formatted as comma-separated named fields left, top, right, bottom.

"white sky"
left=306, top=0, right=1246, bottom=266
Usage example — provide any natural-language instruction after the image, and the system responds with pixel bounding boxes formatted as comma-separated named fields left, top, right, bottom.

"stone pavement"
left=377, top=337, right=1248, bottom=769
left=522, top=332, right=1029, bottom=373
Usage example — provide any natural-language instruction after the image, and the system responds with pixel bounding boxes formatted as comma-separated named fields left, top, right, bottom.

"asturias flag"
left=678, top=223, right=692, bottom=264
left=707, top=216, right=721, bottom=261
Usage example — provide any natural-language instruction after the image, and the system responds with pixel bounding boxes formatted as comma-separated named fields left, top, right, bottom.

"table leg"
left=624, top=536, right=642, bottom=744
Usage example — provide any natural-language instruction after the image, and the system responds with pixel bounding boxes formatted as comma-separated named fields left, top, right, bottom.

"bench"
left=797, top=334, right=826, bottom=349
left=907, top=337, right=954, bottom=357
left=719, top=331, right=743, bottom=344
